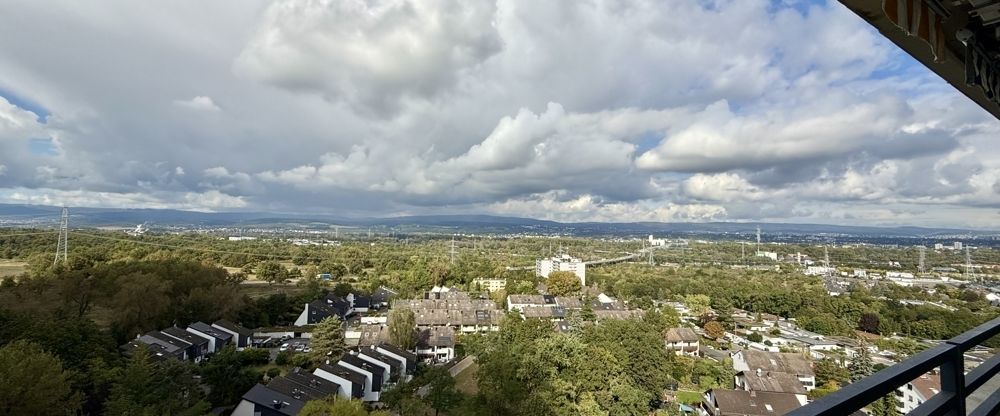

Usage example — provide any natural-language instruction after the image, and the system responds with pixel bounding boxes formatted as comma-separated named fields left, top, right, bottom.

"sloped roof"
left=740, top=370, right=807, bottom=394
left=240, top=383, right=305, bottom=416
left=911, top=373, right=941, bottom=400
left=665, top=327, right=699, bottom=343
left=710, top=389, right=802, bottom=415
left=741, top=350, right=814, bottom=376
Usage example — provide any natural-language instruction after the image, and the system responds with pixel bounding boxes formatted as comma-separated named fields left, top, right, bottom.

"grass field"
left=0, top=260, right=27, bottom=277
left=454, top=362, right=480, bottom=395
left=675, top=390, right=703, bottom=404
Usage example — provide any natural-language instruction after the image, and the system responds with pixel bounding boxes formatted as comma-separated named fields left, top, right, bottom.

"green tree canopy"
left=0, top=340, right=82, bottom=416
left=388, top=308, right=416, bottom=349
left=546, top=271, right=582, bottom=296
left=309, top=316, right=346, bottom=363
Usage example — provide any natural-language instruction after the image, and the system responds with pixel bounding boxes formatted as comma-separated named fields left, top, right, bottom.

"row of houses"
left=120, top=320, right=252, bottom=362
left=348, top=323, right=458, bottom=363
left=507, top=292, right=644, bottom=322
left=234, top=344, right=418, bottom=415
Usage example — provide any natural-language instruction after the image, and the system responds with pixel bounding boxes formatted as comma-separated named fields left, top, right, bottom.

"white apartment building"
left=536, top=255, right=586, bottom=286
left=473, top=278, right=507, bottom=293
left=896, top=373, right=940, bottom=414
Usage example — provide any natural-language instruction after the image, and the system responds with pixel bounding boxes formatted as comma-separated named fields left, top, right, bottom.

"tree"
left=815, top=358, right=850, bottom=387
left=300, top=396, right=389, bottom=416
left=685, top=294, right=712, bottom=316
left=0, top=341, right=82, bottom=416
left=105, top=346, right=210, bottom=415
left=309, top=316, right=345, bottom=363
left=546, top=271, right=582, bottom=296
left=420, top=367, right=462, bottom=416
left=849, top=342, right=874, bottom=383
left=704, top=321, right=725, bottom=340
left=859, top=312, right=881, bottom=334
left=256, top=261, right=288, bottom=284
left=199, top=346, right=263, bottom=406
left=332, top=282, right=354, bottom=297
left=388, top=308, right=416, bottom=350
left=747, top=332, right=763, bottom=343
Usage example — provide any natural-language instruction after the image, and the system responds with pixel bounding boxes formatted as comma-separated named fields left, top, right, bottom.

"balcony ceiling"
left=839, top=0, right=1000, bottom=120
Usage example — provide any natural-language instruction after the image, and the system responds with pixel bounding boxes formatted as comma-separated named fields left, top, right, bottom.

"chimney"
left=272, top=400, right=282, bottom=409
left=756, top=368, right=762, bottom=377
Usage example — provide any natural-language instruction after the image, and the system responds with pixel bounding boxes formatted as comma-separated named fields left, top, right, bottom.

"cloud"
left=173, top=96, right=221, bottom=111
left=0, top=187, right=246, bottom=211
left=235, top=0, right=501, bottom=114
left=0, top=0, right=997, bottom=227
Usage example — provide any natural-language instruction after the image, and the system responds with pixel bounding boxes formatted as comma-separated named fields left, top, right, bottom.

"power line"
left=71, top=231, right=336, bottom=263
left=0, top=231, right=59, bottom=238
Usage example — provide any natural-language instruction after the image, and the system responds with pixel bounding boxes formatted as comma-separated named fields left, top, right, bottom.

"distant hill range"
left=0, top=203, right=994, bottom=238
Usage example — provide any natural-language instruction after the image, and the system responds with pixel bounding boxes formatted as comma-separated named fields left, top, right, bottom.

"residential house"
left=371, top=286, right=398, bottom=309
left=187, top=321, right=232, bottom=353
left=233, top=368, right=338, bottom=416
left=161, top=326, right=210, bottom=362
left=416, top=326, right=456, bottom=363
left=212, top=320, right=252, bottom=350
left=337, top=354, right=385, bottom=402
left=294, top=294, right=354, bottom=326
left=896, top=373, right=940, bottom=414
left=522, top=305, right=566, bottom=321
left=664, top=327, right=700, bottom=357
left=375, top=343, right=418, bottom=375
left=699, top=389, right=804, bottom=416
left=507, top=294, right=547, bottom=312
left=314, top=363, right=366, bottom=400
left=735, top=369, right=808, bottom=404
left=356, top=348, right=403, bottom=382
left=232, top=383, right=306, bottom=416
left=732, top=350, right=815, bottom=391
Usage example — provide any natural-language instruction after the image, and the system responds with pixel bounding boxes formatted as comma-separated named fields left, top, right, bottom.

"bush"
left=241, top=348, right=271, bottom=366
left=275, top=351, right=292, bottom=366
left=266, top=367, right=281, bottom=378
left=289, top=353, right=313, bottom=368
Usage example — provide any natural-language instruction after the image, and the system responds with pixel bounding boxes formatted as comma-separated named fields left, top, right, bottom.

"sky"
left=0, top=0, right=998, bottom=228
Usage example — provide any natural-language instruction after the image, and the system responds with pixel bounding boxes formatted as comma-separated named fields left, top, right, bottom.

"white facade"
left=648, top=235, right=667, bottom=247
left=804, top=266, right=836, bottom=276
left=313, top=367, right=356, bottom=399
left=896, top=374, right=940, bottom=414
left=473, top=278, right=507, bottom=293
left=756, top=251, right=778, bottom=261
left=535, top=255, right=586, bottom=286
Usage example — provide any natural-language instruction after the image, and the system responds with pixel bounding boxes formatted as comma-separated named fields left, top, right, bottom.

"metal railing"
left=789, top=316, right=1000, bottom=416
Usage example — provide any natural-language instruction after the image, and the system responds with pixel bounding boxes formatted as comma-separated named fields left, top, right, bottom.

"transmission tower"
left=756, top=226, right=762, bottom=255
left=53, top=207, right=69, bottom=266
left=648, top=242, right=654, bottom=266
left=966, top=246, right=976, bottom=281
left=918, top=246, right=926, bottom=274
left=450, top=235, right=457, bottom=265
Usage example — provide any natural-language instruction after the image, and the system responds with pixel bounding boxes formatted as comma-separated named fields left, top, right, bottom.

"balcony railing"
left=789, top=316, right=1000, bottom=416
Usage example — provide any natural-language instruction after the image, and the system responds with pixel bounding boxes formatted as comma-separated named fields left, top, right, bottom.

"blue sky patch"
left=0, top=87, right=50, bottom=123
left=28, top=138, right=58, bottom=156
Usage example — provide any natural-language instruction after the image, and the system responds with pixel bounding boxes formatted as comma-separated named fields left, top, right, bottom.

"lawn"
left=675, top=390, right=703, bottom=405
left=453, top=362, right=480, bottom=395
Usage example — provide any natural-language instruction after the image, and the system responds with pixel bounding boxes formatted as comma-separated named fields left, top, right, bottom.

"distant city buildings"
left=535, top=254, right=586, bottom=285
left=648, top=235, right=667, bottom=247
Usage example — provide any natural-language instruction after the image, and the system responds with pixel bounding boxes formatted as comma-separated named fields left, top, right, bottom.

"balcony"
left=789, top=316, right=1000, bottom=416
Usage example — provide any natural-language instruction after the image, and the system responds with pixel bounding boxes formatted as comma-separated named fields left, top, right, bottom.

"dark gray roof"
left=317, top=364, right=364, bottom=398
left=372, top=287, right=397, bottom=304
left=161, top=326, right=209, bottom=347
left=213, top=319, right=251, bottom=336
left=144, top=331, right=191, bottom=350
left=283, top=368, right=339, bottom=396
left=709, top=389, right=802, bottom=415
left=188, top=321, right=232, bottom=341
left=358, top=349, right=403, bottom=377
left=240, top=383, right=305, bottom=416
left=376, top=343, right=417, bottom=372
left=340, top=355, right=384, bottom=391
